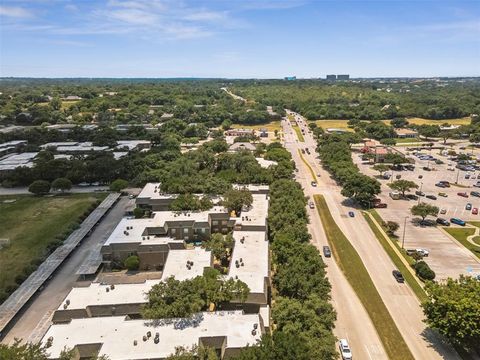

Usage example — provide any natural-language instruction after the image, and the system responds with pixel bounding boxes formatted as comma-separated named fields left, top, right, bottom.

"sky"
left=0, top=0, right=479, bottom=78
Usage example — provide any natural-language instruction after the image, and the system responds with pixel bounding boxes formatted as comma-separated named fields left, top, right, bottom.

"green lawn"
left=0, top=194, right=104, bottom=303
left=395, top=138, right=423, bottom=144
left=365, top=211, right=427, bottom=302
left=297, top=149, right=317, bottom=181
left=292, top=124, right=305, bottom=142
left=444, top=227, right=480, bottom=260
left=314, top=195, right=414, bottom=360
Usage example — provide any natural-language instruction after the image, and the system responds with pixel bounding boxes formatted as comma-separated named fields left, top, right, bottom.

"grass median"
left=314, top=195, right=414, bottom=360
left=364, top=211, right=427, bottom=302
left=297, top=149, right=317, bottom=182
left=293, top=124, right=305, bottom=142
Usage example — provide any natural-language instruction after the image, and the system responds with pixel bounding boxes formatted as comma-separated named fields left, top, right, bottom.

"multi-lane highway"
left=283, top=111, right=460, bottom=360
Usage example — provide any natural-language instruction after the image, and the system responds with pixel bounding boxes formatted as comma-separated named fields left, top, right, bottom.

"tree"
left=384, top=221, right=399, bottom=236
left=383, top=153, right=406, bottom=165
left=388, top=179, right=419, bottom=196
left=204, top=233, right=234, bottom=266
left=422, top=275, right=480, bottom=351
left=410, top=202, right=439, bottom=222
left=221, top=189, right=253, bottom=215
left=28, top=180, right=50, bottom=195
left=109, top=178, right=129, bottom=192
left=0, top=340, right=79, bottom=360
left=51, top=177, right=72, bottom=192
left=341, top=173, right=381, bottom=207
left=417, top=125, right=440, bottom=140
left=124, top=255, right=140, bottom=271
left=391, top=118, right=409, bottom=128
left=170, top=194, right=213, bottom=211
left=166, top=345, right=219, bottom=360
left=372, top=164, right=390, bottom=176
left=133, top=207, right=144, bottom=219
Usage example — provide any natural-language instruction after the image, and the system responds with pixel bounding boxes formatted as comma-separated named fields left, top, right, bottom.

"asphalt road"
left=1, top=196, right=133, bottom=344
left=282, top=118, right=387, bottom=359
left=284, top=112, right=460, bottom=360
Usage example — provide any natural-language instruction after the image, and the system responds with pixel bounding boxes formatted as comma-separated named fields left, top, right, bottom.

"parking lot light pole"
left=417, top=182, right=423, bottom=204
left=402, top=216, right=409, bottom=249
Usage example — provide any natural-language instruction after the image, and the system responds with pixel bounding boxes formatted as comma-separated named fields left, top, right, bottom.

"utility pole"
left=402, top=216, right=409, bottom=249
left=417, top=182, right=423, bottom=204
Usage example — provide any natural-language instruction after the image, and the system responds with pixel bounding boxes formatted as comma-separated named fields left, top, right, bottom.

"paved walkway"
left=0, top=193, right=120, bottom=339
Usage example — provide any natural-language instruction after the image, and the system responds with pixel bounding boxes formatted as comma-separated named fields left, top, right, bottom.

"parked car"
left=471, top=191, right=480, bottom=197
left=465, top=173, right=471, bottom=179
left=339, top=339, right=353, bottom=360
left=435, top=182, right=447, bottom=188
left=374, top=203, right=387, bottom=208
left=348, top=211, right=355, bottom=217
left=311, top=181, right=317, bottom=187
left=323, top=246, right=332, bottom=258
left=418, top=174, right=423, bottom=179
left=415, top=190, right=425, bottom=196
left=309, top=201, right=315, bottom=209
left=458, top=192, right=469, bottom=198
left=392, top=270, right=405, bottom=283
left=438, top=192, right=448, bottom=197
left=439, top=181, right=450, bottom=187
left=440, top=208, right=447, bottom=214
left=405, top=194, right=419, bottom=200
left=466, top=203, right=472, bottom=210
left=416, top=248, right=429, bottom=257
left=426, top=195, right=437, bottom=200
left=473, top=208, right=478, bottom=215
left=436, top=217, right=450, bottom=226
left=474, top=182, right=480, bottom=188
left=450, top=218, right=466, bottom=226
left=423, top=166, right=432, bottom=171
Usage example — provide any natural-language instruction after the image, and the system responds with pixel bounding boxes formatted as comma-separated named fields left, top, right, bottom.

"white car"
left=339, top=339, right=352, bottom=360
left=309, top=201, right=315, bottom=209
left=416, top=248, right=429, bottom=257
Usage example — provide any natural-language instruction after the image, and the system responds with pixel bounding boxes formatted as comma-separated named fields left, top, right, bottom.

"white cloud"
left=0, top=5, right=32, bottom=18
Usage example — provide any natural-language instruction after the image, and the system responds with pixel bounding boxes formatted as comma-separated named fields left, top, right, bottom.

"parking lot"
left=354, top=143, right=480, bottom=280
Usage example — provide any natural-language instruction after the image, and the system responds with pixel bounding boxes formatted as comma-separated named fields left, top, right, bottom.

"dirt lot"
left=354, top=144, right=480, bottom=280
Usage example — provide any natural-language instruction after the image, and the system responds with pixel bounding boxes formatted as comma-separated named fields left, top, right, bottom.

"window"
left=201, top=228, right=206, bottom=234
left=212, top=220, right=218, bottom=226
left=171, top=229, right=176, bottom=235
left=222, top=220, right=227, bottom=225
left=222, top=228, right=228, bottom=232
left=184, top=228, right=188, bottom=234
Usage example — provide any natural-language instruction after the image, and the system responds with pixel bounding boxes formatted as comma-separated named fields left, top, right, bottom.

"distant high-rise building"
left=326, top=74, right=337, bottom=80
left=337, top=74, right=350, bottom=80
left=284, top=76, right=296, bottom=81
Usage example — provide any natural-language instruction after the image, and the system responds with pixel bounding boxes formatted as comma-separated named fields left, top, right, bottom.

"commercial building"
left=326, top=74, right=337, bottom=80
left=395, top=128, right=418, bottom=139
left=337, top=74, right=350, bottom=80
left=0, top=152, right=38, bottom=173
left=228, top=142, right=257, bottom=152
left=224, top=129, right=255, bottom=137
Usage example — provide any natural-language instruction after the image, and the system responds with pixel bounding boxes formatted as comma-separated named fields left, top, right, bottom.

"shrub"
left=124, top=255, right=140, bottom=271
left=414, top=261, right=436, bottom=280
left=28, top=180, right=51, bottom=195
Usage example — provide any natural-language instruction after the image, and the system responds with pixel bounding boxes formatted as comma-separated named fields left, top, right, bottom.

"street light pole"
left=417, top=182, right=423, bottom=204
left=402, top=216, right=409, bottom=249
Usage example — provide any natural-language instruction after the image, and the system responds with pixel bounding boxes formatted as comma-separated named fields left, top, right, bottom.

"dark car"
left=426, top=195, right=437, bottom=200
left=436, top=218, right=450, bottom=226
left=435, top=182, right=446, bottom=188
left=323, top=246, right=332, bottom=258
left=415, top=190, right=425, bottom=196
left=470, top=191, right=480, bottom=197
left=458, top=192, right=469, bottom=198
left=423, top=167, right=432, bottom=171
left=348, top=211, right=355, bottom=217
left=405, top=194, right=419, bottom=200
left=392, top=270, right=405, bottom=283
left=374, top=203, right=387, bottom=208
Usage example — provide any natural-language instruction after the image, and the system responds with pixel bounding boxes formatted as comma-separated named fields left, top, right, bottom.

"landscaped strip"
left=297, top=149, right=317, bottom=182
left=314, top=194, right=414, bottom=360
left=443, top=227, right=480, bottom=260
left=363, top=212, right=427, bottom=302
left=293, top=124, right=305, bottom=142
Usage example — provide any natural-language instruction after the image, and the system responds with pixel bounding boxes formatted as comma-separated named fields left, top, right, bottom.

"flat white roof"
left=228, top=231, right=268, bottom=293
left=116, top=140, right=151, bottom=151
left=42, top=311, right=263, bottom=360
left=137, top=183, right=177, bottom=200
left=161, top=247, right=212, bottom=281
left=58, top=248, right=212, bottom=311
left=232, top=194, right=269, bottom=228
left=40, top=142, right=79, bottom=148
left=255, top=157, right=278, bottom=169
left=232, top=184, right=269, bottom=193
